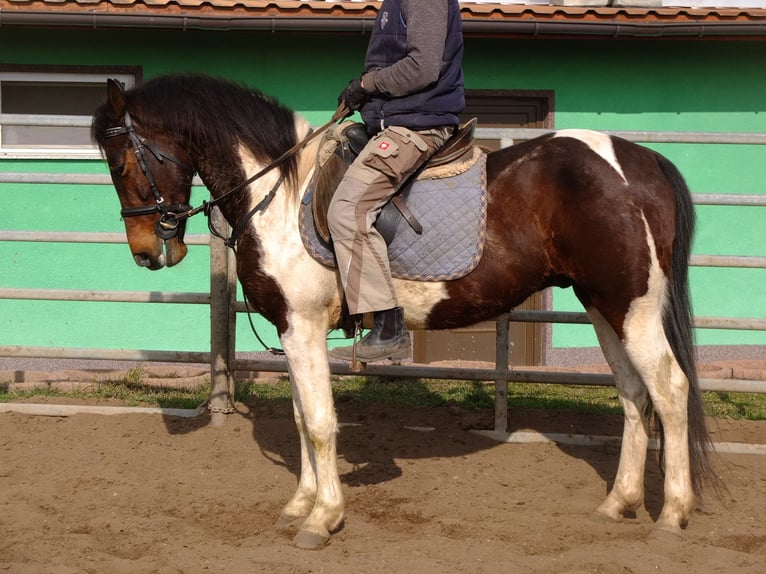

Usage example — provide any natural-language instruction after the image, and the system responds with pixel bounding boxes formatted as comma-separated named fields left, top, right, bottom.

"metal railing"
left=1, top=127, right=764, bottom=430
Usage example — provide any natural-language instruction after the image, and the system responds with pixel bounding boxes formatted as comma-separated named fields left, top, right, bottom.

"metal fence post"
left=208, top=207, right=235, bottom=425
left=495, top=314, right=510, bottom=433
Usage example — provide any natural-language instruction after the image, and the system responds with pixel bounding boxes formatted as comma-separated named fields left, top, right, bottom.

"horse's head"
left=92, top=79, right=195, bottom=269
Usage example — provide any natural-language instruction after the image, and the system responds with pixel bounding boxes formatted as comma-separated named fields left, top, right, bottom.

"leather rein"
left=104, top=103, right=350, bottom=247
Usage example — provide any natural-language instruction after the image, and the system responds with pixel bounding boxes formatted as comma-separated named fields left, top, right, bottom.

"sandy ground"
left=1, top=393, right=765, bottom=574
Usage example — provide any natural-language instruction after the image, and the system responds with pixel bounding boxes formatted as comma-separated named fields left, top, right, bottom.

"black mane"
left=92, top=73, right=300, bottom=185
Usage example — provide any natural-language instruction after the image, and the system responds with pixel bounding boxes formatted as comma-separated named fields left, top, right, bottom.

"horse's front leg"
left=274, top=398, right=319, bottom=529
left=277, top=312, right=344, bottom=549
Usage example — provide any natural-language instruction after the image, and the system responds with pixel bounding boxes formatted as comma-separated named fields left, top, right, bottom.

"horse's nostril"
left=133, top=252, right=166, bottom=270
left=133, top=253, right=152, bottom=267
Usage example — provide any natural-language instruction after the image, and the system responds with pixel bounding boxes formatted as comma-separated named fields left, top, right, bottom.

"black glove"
left=338, top=78, right=370, bottom=112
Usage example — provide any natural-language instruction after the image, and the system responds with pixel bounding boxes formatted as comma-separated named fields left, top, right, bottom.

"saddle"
left=311, top=118, right=478, bottom=245
left=299, top=118, right=488, bottom=283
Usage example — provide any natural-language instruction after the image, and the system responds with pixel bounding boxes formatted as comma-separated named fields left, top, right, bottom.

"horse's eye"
left=110, top=163, right=127, bottom=177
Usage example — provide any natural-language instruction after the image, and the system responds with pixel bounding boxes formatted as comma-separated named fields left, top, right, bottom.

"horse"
left=92, top=73, right=716, bottom=549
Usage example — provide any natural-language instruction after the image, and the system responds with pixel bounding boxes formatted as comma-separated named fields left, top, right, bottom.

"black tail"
left=654, top=152, right=716, bottom=497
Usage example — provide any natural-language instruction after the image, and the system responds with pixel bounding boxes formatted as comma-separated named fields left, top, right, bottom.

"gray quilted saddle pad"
left=299, top=149, right=487, bottom=282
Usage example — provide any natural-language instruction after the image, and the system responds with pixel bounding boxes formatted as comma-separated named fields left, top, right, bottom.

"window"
left=462, top=89, right=554, bottom=150
left=0, top=68, right=139, bottom=158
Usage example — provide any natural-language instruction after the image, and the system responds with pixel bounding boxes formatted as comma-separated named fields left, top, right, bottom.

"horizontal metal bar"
left=0, top=172, right=111, bottom=185
left=508, top=310, right=590, bottom=325
left=236, top=357, right=617, bottom=385
left=1, top=350, right=762, bottom=393
left=698, top=379, right=766, bottom=393
left=0, top=288, right=210, bottom=304
left=233, top=358, right=766, bottom=393
left=475, top=128, right=766, bottom=145
left=0, top=346, right=211, bottom=364
left=694, top=316, right=766, bottom=331
left=2, top=181, right=763, bottom=208
left=1, top=116, right=764, bottom=146
left=3, top=289, right=757, bottom=331
left=507, top=310, right=766, bottom=331
left=0, top=230, right=210, bottom=245
left=0, top=172, right=206, bottom=186
left=693, top=193, right=766, bottom=207
left=691, top=255, right=766, bottom=269
left=0, top=113, right=92, bottom=128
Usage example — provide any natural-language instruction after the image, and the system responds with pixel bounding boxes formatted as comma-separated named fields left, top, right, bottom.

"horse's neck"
left=225, top=117, right=317, bottom=237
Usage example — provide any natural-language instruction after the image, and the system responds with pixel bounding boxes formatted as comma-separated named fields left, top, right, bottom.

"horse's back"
left=435, top=130, right=685, bottom=325
left=486, top=130, right=679, bottom=248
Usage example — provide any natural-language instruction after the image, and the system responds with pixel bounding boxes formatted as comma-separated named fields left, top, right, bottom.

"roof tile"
left=0, top=1, right=764, bottom=26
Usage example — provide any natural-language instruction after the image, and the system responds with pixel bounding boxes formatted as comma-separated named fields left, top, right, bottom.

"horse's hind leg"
left=588, top=229, right=695, bottom=535
left=621, top=305, right=696, bottom=535
left=588, top=308, right=651, bottom=521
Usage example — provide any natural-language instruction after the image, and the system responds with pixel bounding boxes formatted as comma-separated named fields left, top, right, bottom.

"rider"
left=328, top=0, right=465, bottom=362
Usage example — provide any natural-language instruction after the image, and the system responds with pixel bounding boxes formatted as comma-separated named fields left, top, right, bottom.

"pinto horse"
left=92, top=74, right=715, bottom=549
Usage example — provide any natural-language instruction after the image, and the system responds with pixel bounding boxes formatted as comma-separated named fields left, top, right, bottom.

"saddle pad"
left=299, top=151, right=487, bottom=282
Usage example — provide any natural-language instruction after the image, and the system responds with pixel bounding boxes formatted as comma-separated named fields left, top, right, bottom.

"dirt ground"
left=1, top=394, right=765, bottom=574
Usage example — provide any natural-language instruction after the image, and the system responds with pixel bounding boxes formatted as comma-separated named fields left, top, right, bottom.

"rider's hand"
left=338, top=78, right=370, bottom=112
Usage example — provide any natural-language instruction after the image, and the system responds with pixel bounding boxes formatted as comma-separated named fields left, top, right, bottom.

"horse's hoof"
left=293, top=528, right=331, bottom=550
left=275, top=513, right=304, bottom=532
left=594, top=499, right=625, bottom=523
left=592, top=509, right=622, bottom=524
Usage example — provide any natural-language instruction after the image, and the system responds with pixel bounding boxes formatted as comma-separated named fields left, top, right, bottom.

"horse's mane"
left=93, top=73, right=300, bottom=186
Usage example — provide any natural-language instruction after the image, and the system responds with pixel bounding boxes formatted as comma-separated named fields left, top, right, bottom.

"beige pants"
left=328, top=125, right=452, bottom=315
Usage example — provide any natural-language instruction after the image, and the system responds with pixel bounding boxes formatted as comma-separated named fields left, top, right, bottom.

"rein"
left=106, top=102, right=350, bottom=246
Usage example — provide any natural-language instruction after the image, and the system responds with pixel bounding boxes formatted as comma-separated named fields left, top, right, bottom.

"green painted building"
left=1, top=1, right=764, bottom=365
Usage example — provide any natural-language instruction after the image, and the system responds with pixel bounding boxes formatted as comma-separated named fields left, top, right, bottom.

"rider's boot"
left=330, top=307, right=410, bottom=362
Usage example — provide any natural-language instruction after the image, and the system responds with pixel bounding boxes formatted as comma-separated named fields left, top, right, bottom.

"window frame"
left=0, top=66, right=141, bottom=160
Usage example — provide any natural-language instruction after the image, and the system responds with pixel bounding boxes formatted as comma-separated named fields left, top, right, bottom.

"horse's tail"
left=654, top=152, right=717, bottom=497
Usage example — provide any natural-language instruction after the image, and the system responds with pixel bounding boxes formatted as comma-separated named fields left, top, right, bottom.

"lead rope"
left=351, top=318, right=364, bottom=373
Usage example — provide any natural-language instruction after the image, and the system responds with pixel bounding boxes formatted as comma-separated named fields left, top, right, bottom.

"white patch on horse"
left=554, top=129, right=627, bottom=183
left=236, top=117, right=339, bottom=320
left=621, top=213, right=695, bottom=528
left=394, top=279, right=449, bottom=329
left=622, top=214, right=669, bottom=362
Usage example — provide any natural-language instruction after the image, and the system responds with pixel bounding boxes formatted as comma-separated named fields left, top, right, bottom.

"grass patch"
left=0, top=378, right=209, bottom=410
left=703, top=390, right=766, bottom=421
left=1, top=373, right=764, bottom=420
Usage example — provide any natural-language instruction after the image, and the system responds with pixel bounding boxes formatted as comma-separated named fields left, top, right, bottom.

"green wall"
left=1, top=28, right=764, bottom=354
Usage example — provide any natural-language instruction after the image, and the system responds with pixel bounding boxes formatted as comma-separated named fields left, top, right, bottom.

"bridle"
left=103, top=103, right=350, bottom=246
left=103, top=111, right=196, bottom=240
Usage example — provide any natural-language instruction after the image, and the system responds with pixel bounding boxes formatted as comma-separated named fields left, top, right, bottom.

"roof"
left=1, top=1, right=765, bottom=38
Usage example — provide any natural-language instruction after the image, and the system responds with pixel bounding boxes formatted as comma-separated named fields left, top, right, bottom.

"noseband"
left=103, top=111, right=195, bottom=240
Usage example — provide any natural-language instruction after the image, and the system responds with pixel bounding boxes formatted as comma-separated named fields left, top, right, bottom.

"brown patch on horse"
left=423, top=134, right=665, bottom=337
left=235, top=233, right=290, bottom=335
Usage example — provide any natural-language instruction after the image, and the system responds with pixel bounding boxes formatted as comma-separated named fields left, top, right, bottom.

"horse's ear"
left=106, top=78, right=126, bottom=119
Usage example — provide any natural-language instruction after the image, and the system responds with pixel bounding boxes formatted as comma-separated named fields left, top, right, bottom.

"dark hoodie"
left=360, top=0, right=465, bottom=134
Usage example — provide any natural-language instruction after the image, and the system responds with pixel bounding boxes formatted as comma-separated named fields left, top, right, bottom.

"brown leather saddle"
left=310, top=117, right=478, bottom=245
